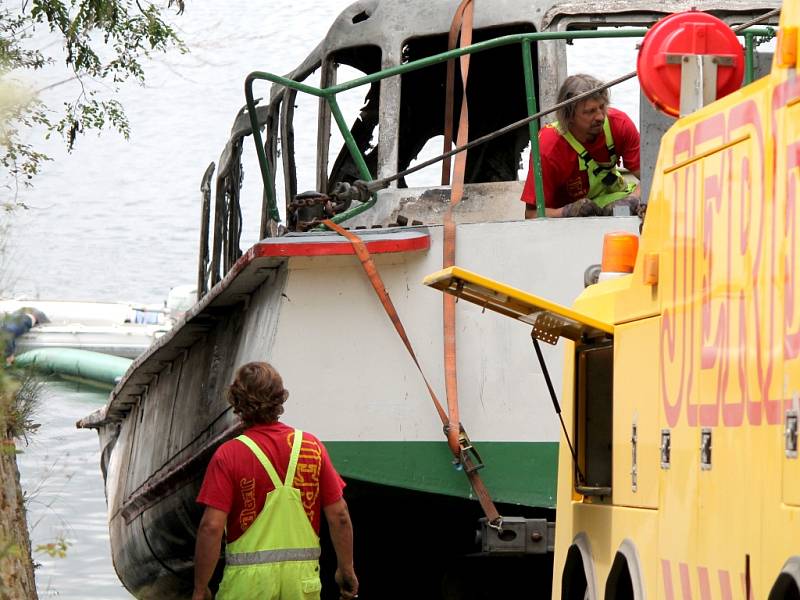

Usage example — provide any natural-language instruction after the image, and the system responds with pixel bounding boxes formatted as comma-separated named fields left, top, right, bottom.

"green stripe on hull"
left=326, top=441, right=558, bottom=508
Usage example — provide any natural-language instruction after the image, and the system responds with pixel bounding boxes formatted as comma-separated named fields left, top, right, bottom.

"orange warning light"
left=601, top=232, right=639, bottom=274
left=777, top=26, right=798, bottom=68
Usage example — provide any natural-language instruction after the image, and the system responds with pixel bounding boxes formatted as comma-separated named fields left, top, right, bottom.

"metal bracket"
left=665, top=54, right=735, bottom=66
left=456, top=426, right=485, bottom=474
left=660, top=429, right=671, bottom=470
left=530, top=311, right=561, bottom=345
left=631, top=421, right=638, bottom=492
left=700, top=428, right=712, bottom=470
left=786, top=410, right=798, bottom=459
left=663, top=53, right=732, bottom=116
left=476, top=517, right=555, bottom=554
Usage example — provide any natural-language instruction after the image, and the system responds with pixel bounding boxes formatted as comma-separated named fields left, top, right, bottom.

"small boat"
left=77, top=1, right=780, bottom=597
left=0, top=298, right=167, bottom=326
left=1, top=286, right=195, bottom=359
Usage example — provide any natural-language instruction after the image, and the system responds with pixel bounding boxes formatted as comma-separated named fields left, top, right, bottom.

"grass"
left=0, top=367, right=43, bottom=597
left=1, top=368, right=43, bottom=444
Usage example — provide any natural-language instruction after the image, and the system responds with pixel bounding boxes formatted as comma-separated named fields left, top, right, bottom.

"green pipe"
left=522, top=40, right=546, bottom=219
left=248, top=70, right=329, bottom=99
left=322, top=27, right=773, bottom=96
left=745, top=32, right=755, bottom=85
left=325, top=29, right=647, bottom=96
left=245, top=73, right=279, bottom=224
left=324, top=97, right=377, bottom=225
left=328, top=97, right=373, bottom=183
left=15, top=348, right=132, bottom=390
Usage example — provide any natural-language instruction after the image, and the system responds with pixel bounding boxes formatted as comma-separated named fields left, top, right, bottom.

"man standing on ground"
left=521, top=73, right=641, bottom=218
left=193, top=361, right=358, bottom=600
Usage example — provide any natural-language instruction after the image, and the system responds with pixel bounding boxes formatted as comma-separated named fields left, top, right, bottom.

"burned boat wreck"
left=77, top=0, right=779, bottom=597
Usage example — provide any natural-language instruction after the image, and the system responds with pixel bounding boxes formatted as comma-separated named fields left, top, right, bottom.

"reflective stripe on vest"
left=552, top=118, right=636, bottom=208
left=225, top=546, right=321, bottom=566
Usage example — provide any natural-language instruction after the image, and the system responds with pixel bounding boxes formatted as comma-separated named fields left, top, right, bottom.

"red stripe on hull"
left=251, top=231, right=430, bottom=258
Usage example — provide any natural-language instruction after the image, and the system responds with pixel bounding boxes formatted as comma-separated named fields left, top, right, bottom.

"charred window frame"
left=397, top=23, right=537, bottom=187
left=321, top=45, right=382, bottom=194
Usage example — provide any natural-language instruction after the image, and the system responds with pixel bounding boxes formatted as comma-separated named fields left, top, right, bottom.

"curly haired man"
left=193, top=362, right=358, bottom=600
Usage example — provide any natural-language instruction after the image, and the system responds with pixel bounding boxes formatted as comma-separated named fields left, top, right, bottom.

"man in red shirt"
left=193, top=361, right=358, bottom=600
left=521, top=73, right=641, bottom=218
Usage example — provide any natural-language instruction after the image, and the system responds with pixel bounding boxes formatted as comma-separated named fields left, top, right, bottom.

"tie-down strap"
left=322, top=219, right=502, bottom=530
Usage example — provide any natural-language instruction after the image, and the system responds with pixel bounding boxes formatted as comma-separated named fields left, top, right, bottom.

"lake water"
left=15, top=381, right=126, bottom=598
left=6, top=2, right=647, bottom=596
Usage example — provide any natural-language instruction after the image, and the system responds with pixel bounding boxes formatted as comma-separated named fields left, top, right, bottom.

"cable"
left=531, top=334, right=585, bottom=485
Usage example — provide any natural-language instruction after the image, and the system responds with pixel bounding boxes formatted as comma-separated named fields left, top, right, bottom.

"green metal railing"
left=245, top=26, right=775, bottom=227
left=743, top=27, right=778, bottom=84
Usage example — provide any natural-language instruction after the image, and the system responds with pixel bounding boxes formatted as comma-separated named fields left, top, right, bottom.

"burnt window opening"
left=325, top=45, right=382, bottom=193
left=574, top=341, right=613, bottom=497
left=351, top=10, right=370, bottom=24
left=398, top=23, right=536, bottom=188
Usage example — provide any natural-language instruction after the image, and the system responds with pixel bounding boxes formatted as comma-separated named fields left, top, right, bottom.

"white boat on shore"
left=1, top=286, right=196, bottom=359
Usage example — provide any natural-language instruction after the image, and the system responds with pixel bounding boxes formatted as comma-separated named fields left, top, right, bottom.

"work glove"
left=561, top=197, right=600, bottom=217
left=600, top=195, right=641, bottom=216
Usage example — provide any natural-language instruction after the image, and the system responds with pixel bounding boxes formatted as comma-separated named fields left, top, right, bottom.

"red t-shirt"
left=196, top=422, right=345, bottom=542
left=521, top=107, right=640, bottom=210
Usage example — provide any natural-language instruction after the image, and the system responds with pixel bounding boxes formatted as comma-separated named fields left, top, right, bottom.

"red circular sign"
left=637, top=10, right=744, bottom=117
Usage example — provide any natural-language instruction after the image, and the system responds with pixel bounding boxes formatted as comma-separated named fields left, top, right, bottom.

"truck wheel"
left=562, top=533, right=597, bottom=600
left=769, top=557, right=800, bottom=600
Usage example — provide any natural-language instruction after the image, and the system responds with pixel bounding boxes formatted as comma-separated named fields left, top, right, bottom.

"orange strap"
left=322, top=219, right=501, bottom=527
left=440, top=0, right=473, bottom=186
left=439, top=0, right=501, bottom=527
left=442, top=0, right=473, bottom=484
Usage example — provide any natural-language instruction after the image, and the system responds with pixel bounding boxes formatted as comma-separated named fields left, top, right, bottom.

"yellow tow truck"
left=426, top=2, right=800, bottom=597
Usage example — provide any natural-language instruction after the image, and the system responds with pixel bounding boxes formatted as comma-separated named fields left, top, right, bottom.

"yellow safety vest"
left=554, top=118, right=636, bottom=208
left=216, top=430, right=322, bottom=600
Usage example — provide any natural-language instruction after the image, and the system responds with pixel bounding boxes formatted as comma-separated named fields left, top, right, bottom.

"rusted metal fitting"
left=289, top=189, right=355, bottom=231
left=332, top=180, right=371, bottom=203
left=457, top=426, right=485, bottom=474
left=488, top=517, right=504, bottom=532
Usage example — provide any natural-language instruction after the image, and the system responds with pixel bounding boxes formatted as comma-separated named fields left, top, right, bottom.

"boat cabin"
left=200, top=0, right=779, bottom=293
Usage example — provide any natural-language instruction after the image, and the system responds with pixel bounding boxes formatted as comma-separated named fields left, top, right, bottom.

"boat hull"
left=80, top=217, right=639, bottom=597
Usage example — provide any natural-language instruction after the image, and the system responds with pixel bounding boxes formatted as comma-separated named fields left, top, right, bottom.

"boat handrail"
left=244, top=25, right=776, bottom=227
